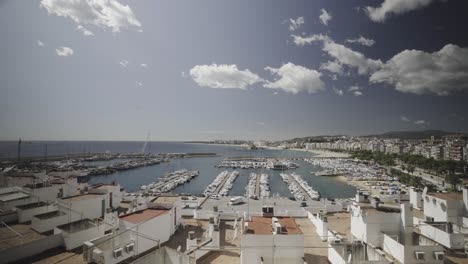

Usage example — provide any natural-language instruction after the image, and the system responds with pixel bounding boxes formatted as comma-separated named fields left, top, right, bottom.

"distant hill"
left=367, top=130, right=466, bottom=139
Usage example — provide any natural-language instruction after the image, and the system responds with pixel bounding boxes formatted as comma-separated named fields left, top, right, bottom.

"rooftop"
left=244, top=217, right=302, bottom=235
left=15, top=201, right=48, bottom=210
left=0, top=224, right=45, bottom=251
left=119, top=208, right=169, bottom=224
left=60, top=194, right=103, bottom=202
left=0, top=191, right=29, bottom=202
left=428, top=192, right=463, bottom=201
left=56, top=219, right=98, bottom=233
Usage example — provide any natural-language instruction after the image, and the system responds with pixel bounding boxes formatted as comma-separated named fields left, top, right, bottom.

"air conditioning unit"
left=434, top=251, right=444, bottom=261
left=92, top=249, right=104, bottom=264
left=415, top=251, right=425, bottom=260
left=330, top=238, right=343, bottom=244
left=113, top=248, right=123, bottom=258
left=82, top=241, right=94, bottom=262
left=125, top=243, right=135, bottom=253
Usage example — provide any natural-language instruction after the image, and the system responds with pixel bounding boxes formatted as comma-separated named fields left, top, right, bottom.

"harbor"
left=216, top=158, right=299, bottom=170
left=245, top=173, right=271, bottom=199
left=280, top=173, right=320, bottom=201
left=203, top=170, right=240, bottom=197
left=140, top=169, right=199, bottom=194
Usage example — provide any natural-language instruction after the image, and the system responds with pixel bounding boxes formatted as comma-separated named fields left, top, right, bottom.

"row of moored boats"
left=140, top=169, right=199, bottom=193
left=245, top=173, right=270, bottom=199
left=280, top=173, right=320, bottom=201
left=204, top=170, right=239, bottom=197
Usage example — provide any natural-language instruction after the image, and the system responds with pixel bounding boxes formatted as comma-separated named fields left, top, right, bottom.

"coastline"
left=291, top=148, right=351, bottom=158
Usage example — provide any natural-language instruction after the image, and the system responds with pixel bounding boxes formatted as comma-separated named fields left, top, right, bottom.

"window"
left=113, top=248, right=123, bottom=258
left=434, top=251, right=444, bottom=260
left=415, top=251, right=425, bottom=260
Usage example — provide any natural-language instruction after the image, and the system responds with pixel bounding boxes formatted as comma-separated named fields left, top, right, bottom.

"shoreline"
left=291, top=148, right=351, bottom=158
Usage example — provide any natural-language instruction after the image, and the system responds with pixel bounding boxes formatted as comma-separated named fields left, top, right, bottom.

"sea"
left=0, top=141, right=356, bottom=198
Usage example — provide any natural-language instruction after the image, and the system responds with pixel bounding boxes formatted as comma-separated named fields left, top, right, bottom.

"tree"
left=446, top=174, right=461, bottom=191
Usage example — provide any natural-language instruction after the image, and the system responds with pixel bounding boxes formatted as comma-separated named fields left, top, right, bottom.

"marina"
left=280, top=173, right=320, bottom=201
left=216, top=158, right=299, bottom=170
left=140, top=169, right=199, bottom=194
left=204, top=170, right=240, bottom=197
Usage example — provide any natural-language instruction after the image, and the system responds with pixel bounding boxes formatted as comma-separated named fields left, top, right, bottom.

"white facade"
left=240, top=217, right=304, bottom=264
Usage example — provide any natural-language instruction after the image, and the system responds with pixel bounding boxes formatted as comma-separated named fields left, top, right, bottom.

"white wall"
left=419, top=223, right=465, bottom=249
left=423, top=195, right=463, bottom=223
left=350, top=206, right=400, bottom=246
left=16, top=203, right=58, bottom=223
left=241, top=234, right=304, bottom=264
left=54, top=221, right=105, bottom=250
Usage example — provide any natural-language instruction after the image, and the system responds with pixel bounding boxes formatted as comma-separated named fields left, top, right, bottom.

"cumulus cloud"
left=319, top=9, right=332, bottom=25
left=77, top=25, right=94, bottom=36
left=37, top=40, right=45, bottom=46
left=401, top=116, right=411, bottom=122
left=365, top=0, right=436, bottom=22
left=40, top=0, right=141, bottom=32
left=264, top=63, right=324, bottom=94
left=140, top=63, right=148, bottom=68
left=346, top=36, right=376, bottom=47
left=256, top=122, right=265, bottom=126
left=332, top=87, right=344, bottom=96
left=320, top=60, right=344, bottom=75
left=135, top=81, right=144, bottom=87
left=292, top=34, right=328, bottom=47
left=294, top=34, right=382, bottom=75
left=190, top=64, right=263, bottom=90
left=288, top=16, right=304, bottom=31
left=348, top=85, right=364, bottom=96
left=55, top=46, right=73, bottom=56
left=119, top=60, right=129, bottom=68
left=414, top=120, right=427, bottom=125
left=370, top=44, right=468, bottom=95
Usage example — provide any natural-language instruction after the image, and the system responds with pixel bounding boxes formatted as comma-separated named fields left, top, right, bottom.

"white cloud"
left=414, top=120, right=426, bottom=125
left=181, top=71, right=187, bottom=78
left=288, top=16, right=304, bottom=31
left=40, top=0, right=141, bottom=32
left=353, top=91, right=363, bottom=96
left=137, top=29, right=143, bottom=33
left=348, top=85, right=361, bottom=92
left=348, top=85, right=363, bottom=96
left=119, top=60, right=129, bottom=68
left=140, top=63, right=148, bottom=68
left=264, top=63, right=324, bottom=94
left=332, top=87, right=344, bottom=96
left=319, top=9, right=332, bottom=25
left=55, top=46, right=73, bottom=56
left=295, top=34, right=382, bottom=75
left=320, top=60, right=343, bottom=75
left=365, top=0, right=436, bottom=22
left=135, top=81, right=144, bottom=87
left=256, top=122, right=265, bottom=126
left=37, top=40, right=45, bottom=47
left=189, top=64, right=263, bottom=90
left=292, top=34, right=328, bottom=47
left=370, top=44, right=468, bottom=95
left=401, top=116, right=411, bottom=122
left=346, top=36, right=376, bottom=47
left=77, top=25, right=94, bottom=36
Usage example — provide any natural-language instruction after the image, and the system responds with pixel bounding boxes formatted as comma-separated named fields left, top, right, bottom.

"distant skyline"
left=1, top=0, right=468, bottom=141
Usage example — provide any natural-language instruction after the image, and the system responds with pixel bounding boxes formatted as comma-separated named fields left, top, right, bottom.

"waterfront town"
left=0, top=131, right=468, bottom=263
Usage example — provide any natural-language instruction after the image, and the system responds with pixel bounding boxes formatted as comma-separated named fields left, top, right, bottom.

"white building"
left=241, top=216, right=304, bottom=264
left=350, top=203, right=444, bottom=264
left=84, top=204, right=180, bottom=264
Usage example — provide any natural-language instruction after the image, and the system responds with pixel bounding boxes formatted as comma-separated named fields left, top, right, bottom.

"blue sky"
left=1, top=0, right=467, bottom=141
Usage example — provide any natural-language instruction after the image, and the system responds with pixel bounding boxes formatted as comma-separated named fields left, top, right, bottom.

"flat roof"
left=0, top=224, right=45, bottom=251
left=244, top=217, right=302, bottom=235
left=60, top=194, right=103, bottom=202
left=119, top=208, right=169, bottom=224
left=0, top=192, right=30, bottom=202
left=429, top=192, right=463, bottom=201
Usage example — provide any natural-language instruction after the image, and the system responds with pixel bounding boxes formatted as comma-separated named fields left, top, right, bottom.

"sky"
left=1, top=0, right=468, bottom=141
